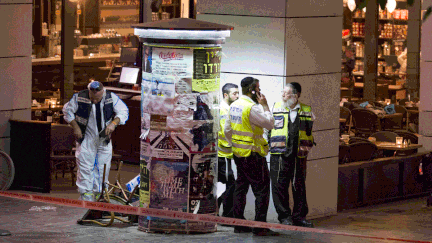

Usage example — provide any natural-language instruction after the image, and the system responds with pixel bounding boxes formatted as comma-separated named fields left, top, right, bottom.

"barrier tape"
left=0, top=191, right=430, bottom=243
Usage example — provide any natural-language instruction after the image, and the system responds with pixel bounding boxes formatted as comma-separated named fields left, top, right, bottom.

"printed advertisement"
left=167, top=110, right=194, bottom=133
left=140, top=114, right=151, bottom=157
left=189, top=121, right=217, bottom=153
left=151, top=47, right=193, bottom=78
left=149, top=131, right=190, bottom=162
left=142, top=74, right=175, bottom=98
left=150, top=114, right=168, bottom=131
left=192, top=48, right=222, bottom=92
left=140, top=157, right=150, bottom=208
left=140, top=140, right=151, bottom=159
left=189, top=153, right=217, bottom=215
left=175, top=78, right=192, bottom=94
left=174, top=93, right=198, bottom=112
left=143, top=45, right=153, bottom=73
left=147, top=160, right=189, bottom=230
left=193, top=92, right=219, bottom=121
left=141, top=73, right=175, bottom=115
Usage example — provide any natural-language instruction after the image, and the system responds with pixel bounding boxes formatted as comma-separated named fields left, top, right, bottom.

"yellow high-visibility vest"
left=218, top=104, right=233, bottom=158
left=229, top=97, right=269, bottom=158
left=269, top=101, right=314, bottom=158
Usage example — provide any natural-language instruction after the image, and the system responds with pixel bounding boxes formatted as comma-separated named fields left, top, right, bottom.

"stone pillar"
left=197, top=0, right=341, bottom=221
left=363, top=0, right=379, bottom=101
left=0, top=1, right=32, bottom=154
left=419, top=0, right=432, bottom=150
left=406, top=0, right=422, bottom=99
left=61, top=0, right=75, bottom=103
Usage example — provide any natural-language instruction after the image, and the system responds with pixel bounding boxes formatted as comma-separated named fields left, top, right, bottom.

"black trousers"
left=270, top=154, right=308, bottom=222
left=217, top=157, right=235, bottom=218
left=233, top=153, right=270, bottom=222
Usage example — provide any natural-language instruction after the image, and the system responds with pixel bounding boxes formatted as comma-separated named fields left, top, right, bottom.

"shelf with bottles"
left=352, top=24, right=407, bottom=40
left=152, top=11, right=172, bottom=21
left=161, top=0, right=178, bottom=6
left=100, top=0, right=139, bottom=9
left=352, top=17, right=408, bottom=24
left=352, top=8, right=408, bottom=21
left=160, top=0, right=180, bottom=18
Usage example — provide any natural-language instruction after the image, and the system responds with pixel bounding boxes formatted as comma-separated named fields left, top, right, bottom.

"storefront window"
left=31, top=0, right=189, bottom=123
left=342, top=0, right=409, bottom=103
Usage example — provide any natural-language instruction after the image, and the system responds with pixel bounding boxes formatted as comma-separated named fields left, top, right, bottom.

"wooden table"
left=31, top=105, right=64, bottom=112
left=375, top=142, right=422, bottom=151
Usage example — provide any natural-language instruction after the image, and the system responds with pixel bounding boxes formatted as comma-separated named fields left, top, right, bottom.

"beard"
left=228, top=97, right=235, bottom=105
left=283, top=98, right=297, bottom=108
left=251, top=93, right=258, bottom=103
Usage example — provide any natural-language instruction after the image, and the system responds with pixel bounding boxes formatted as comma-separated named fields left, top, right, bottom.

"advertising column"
left=133, top=19, right=232, bottom=233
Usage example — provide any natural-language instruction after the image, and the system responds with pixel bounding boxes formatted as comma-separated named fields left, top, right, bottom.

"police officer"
left=218, top=83, right=239, bottom=219
left=225, top=77, right=279, bottom=236
left=269, top=82, right=315, bottom=228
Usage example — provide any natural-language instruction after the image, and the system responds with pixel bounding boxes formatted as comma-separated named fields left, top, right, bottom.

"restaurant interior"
left=337, top=0, right=430, bottom=211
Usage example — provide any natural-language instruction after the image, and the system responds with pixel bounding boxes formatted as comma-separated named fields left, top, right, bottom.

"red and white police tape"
left=0, top=191, right=430, bottom=242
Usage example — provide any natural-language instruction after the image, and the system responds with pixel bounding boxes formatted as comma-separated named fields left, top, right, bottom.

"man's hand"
left=74, top=127, right=83, bottom=141
left=105, top=122, right=116, bottom=137
left=256, top=92, right=270, bottom=111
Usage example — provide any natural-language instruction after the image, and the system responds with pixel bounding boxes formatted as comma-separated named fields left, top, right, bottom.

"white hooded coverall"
left=63, top=89, right=129, bottom=200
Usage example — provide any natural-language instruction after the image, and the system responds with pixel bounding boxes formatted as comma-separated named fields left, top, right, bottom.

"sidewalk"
left=1, top=163, right=432, bottom=242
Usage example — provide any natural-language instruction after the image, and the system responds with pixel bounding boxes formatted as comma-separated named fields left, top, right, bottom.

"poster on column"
left=187, top=153, right=218, bottom=232
left=189, top=120, right=217, bottom=153
left=148, top=160, right=189, bottom=231
left=143, top=45, right=153, bottom=73
left=140, top=156, right=151, bottom=208
left=192, top=48, right=222, bottom=92
left=149, top=130, right=191, bottom=162
left=151, top=47, right=193, bottom=78
left=142, top=73, right=176, bottom=115
left=140, top=113, right=151, bottom=157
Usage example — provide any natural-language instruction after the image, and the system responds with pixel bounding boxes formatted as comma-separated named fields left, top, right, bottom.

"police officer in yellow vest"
left=225, top=77, right=279, bottom=236
left=269, top=82, right=315, bottom=228
left=217, top=83, right=239, bottom=218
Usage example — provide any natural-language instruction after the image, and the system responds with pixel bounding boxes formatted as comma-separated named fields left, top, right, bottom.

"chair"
left=348, top=142, right=378, bottom=162
left=398, top=98, right=408, bottom=106
left=339, top=144, right=351, bottom=164
left=112, top=153, right=122, bottom=171
left=393, top=105, right=409, bottom=130
left=371, top=131, right=399, bottom=157
left=50, top=124, right=76, bottom=186
left=351, top=108, right=380, bottom=138
left=408, top=123, right=419, bottom=134
left=394, top=130, right=419, bottom=144
left=371, top=131, right=399, bottom=142
left=381, top=109, right=404, bottom=131
left=340, top=106, right=352, bottom=135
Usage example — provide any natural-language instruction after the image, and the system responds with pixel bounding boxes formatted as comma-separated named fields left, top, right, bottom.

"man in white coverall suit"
left=63, top=81, right=129, bottom=201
